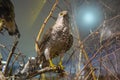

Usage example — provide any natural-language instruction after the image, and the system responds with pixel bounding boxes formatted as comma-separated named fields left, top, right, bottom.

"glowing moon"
left=83, top=12, right=95, bottom=24
left=75, top=4, right=104, bottom=29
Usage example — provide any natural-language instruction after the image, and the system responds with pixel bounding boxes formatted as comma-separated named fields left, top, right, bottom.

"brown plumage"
left=38, top=11, right=73, bottom=68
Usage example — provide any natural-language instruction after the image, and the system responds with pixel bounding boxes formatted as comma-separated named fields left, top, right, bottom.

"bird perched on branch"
left=0, top=0, right=20, bottom=38
left=37, top=11, right=73, bottom=69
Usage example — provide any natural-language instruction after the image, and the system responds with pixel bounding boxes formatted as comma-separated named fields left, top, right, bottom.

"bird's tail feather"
left=37, top=54, right=49, bottom=68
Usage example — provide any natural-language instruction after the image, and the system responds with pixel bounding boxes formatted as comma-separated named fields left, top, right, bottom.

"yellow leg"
left=49, top=59, right=56, bottom=69
left=58, top=58, right=64, bottom=70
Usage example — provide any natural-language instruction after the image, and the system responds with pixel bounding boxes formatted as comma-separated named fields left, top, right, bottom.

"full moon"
left=75, top=3, right=104, bottom=29
left=83, top=12, right=95, bottom=24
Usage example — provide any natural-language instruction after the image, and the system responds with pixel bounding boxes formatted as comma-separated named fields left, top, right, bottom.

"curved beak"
left=62, top=11, right=68, bottom=16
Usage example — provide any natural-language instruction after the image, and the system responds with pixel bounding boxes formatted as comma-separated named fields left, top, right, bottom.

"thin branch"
left=106, top=15, right=120, bottom=22
left=102, top=63, right=119, bottom=80
left=0, top=43, right=10, bottom=51
left=84, top=68, right=96, bottom=80
left=65, top=50, right=75, bottom=64
left=0, top=71, right=6, bottom=80
left=75, top=41, right=110, bottom=80
left=90, top=47, right=120, bottom=68
left=99, top=0, right=114, bottom=12
left=10, top=52, right=21, bottom=71
left=91, top=57, right=119, bottom=80
left=3, top=40, right=18, bottom=76
left=26, top=66, right=65, bottom=79
left=72, top=14, right=97, bottom=80
left=0, top=44, right=5, bottom=48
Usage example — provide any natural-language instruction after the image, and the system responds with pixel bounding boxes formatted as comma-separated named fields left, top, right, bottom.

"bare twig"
left=26, top=66, right=65, bottom=79
left=3, top=40, right=18, bottom=76
left=75, top=43, right=107, bottom=80
left=65, top=50, right=75, bottom=64
left=99, top=0, right=114, bottom=12
left=0, top=43, right=10, bottom=51
left=0, top=71, right=6, bottom=80
left=72, top=14, right=97, bottom=80
left=79, top=33, right=120, bottom=80
left=0, top=44, right=5, bottom=48
left=102, top=63, right=119, bottom=80
left=84, top=68, right=96, bottom=80
left=106, top=15, right=120, bottom=22
left=21, top=60, right=30, bottom=74
left=10, top=52, right=21, bottom=73
left=100, top=48, right=120, bottom=62
left=91, top=57, right=120, bottom=80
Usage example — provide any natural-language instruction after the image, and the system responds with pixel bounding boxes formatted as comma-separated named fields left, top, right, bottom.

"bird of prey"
left=38, top=11, right=73, bottom=69
left=0, top=0, right=20, bottom=38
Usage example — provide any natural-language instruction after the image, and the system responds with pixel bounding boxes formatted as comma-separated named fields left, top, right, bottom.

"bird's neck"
left=55, top=17, right=64, bottom=26
left=52, top=17, right=70, bottom=34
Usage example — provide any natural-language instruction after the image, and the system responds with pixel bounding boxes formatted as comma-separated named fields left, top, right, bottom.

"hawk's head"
left=57, top=11, right=69, bottom=26
left=59, top=11, right=68, bottom=17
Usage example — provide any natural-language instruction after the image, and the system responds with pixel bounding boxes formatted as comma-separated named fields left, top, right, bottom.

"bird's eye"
left=60, top=13, right=63, bottom=16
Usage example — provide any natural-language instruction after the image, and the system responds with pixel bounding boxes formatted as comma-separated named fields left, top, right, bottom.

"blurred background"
left=0, top=0, right=120, bottom=79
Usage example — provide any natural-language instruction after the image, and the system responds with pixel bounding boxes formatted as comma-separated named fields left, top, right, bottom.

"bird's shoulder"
left=64, top=34, right=73, bottom=51
left=39, top=27, right=53, bottom=46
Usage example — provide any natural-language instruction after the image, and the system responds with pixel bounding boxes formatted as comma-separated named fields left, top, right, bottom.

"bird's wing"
left=65, top=34, right=73, bottom=52
left=37, top=28, right=52, bottom=67
left=38, top=28, right=52, bottom=55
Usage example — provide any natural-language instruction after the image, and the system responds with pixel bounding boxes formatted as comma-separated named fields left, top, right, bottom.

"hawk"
left=0, top=0, right=20, bottom=38
left=38, top=11, right=73, bottom=69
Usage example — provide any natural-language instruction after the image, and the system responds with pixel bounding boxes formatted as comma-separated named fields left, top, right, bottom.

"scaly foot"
left=49, top=59, right=56, bottom=69
left=58, top=61, right=64, bottom=70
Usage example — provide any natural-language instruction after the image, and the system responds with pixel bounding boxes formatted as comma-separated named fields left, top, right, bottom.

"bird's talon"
left=59, top=65, right=65, bottom=70
left=49, top=64, right=56, bottom=69
left=49, top=59, right=56, bottom=69
left=59, top=64, right=64, bottom=70
left=58, top=61, right=64, bottom=70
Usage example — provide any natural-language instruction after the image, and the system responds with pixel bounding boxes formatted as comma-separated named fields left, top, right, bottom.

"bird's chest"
left=51, top=25, right=69, bottom=41
left=48, top=34, right=69, bottom=58
left=47, top=26, right=69, bottom=53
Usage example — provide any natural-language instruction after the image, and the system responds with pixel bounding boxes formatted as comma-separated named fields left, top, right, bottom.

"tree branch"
left=3, top=40, right=18, bottom=76
left=26, top=66, right=65, bottom=79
